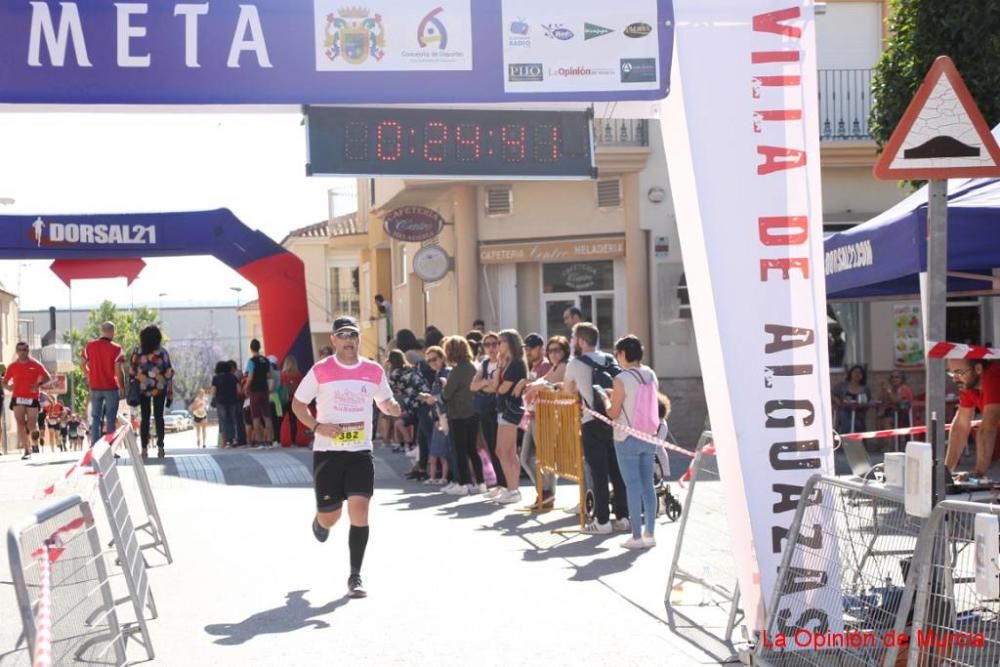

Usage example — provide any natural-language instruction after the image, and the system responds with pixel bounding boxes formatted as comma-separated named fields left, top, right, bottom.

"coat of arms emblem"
left=324, top=6, right=385, bottom=65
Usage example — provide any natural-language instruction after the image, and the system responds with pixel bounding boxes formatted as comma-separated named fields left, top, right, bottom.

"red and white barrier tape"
left=40, top=449, right=96, bottom=498
left=33, top=544, right=53, bottom=667
left=927, top=341, right=1000, bottom=360
left=533, top=398, right=697, bottom=457
left=838, top=419, right=981, bottom=441
left=39, top=426, right=129, bottom=498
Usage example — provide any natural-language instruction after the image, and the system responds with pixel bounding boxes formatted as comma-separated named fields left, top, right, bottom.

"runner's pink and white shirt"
left=295, top=355, right=393, bottom=452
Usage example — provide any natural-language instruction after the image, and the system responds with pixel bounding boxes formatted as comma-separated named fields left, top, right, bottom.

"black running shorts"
left=313, top=450, right=374, bottom=513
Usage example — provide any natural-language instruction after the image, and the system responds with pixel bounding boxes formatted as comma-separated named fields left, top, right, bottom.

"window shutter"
left=597, top=179, right=622, bottom=209
left=485, top=186, right=513, bottom=216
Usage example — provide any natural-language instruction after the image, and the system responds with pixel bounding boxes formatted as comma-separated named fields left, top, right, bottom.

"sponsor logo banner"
left=314, top=0, right=474, bottom=71
left=502, top=0, right=663, bottom=94
left=624, top=21, right=653, bottom=38
left=508, top=63, right=544, bottom=82
left=620, top=57, right=657, bottom=83
left=662, top=0, right=840, bottom=631
left=542, top=24, right=575, bottom=40
left=584, top=23, right=614, bottom=40
left=0, top=0, right=672, bottom=104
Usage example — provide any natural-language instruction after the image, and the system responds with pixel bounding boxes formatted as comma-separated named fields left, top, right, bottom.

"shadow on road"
left=382, top=491, right=457, bottom=511
left=204, top=590, right=349, bottom=645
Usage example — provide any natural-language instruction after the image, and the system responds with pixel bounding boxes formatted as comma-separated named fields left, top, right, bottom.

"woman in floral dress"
left=129, top=325, right=174, bottom=458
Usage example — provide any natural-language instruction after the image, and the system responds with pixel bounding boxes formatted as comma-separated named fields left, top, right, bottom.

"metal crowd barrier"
left=756, top=475, right=922, bottom=666
left=905, top=500, right=1000, bottom=666
left=115, top=423, right=172, bottom=563
left=664, top=432, right=745, bottom=647
left=90, top=440, right=157, bottom=661
left=7, top=494, right=127, bottom=665
left=533, top=390, right=587, bottom=529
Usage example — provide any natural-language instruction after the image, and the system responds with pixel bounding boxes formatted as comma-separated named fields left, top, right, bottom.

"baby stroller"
left=583, top=434, right=683, bottom=523
left=654, top=434, right=683, bottom=521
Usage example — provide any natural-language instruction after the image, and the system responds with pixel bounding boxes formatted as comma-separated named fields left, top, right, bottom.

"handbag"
left=126, top=379, right=141, bottom=407
left=478, top=447, right=498, bottom=487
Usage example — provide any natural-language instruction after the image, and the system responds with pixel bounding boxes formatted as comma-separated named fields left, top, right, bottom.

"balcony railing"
left=819, top=69, right=873, bottom=142
left=330, top=289, right=361, bottom=320
left=594, top=119, right=649, bottom=147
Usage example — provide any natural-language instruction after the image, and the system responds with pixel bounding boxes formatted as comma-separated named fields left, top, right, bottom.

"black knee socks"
left=349, top=525, right=369, bottom=575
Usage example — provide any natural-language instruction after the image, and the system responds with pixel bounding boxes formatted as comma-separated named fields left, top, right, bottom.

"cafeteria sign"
left=383, top=207, right=445, bottom=243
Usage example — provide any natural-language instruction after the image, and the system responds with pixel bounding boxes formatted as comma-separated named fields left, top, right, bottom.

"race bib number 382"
left=334, top=423, right=365, bottom=445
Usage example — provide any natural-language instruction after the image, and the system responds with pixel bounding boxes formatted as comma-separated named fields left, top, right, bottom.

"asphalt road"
left=0, top=426, right=742, bottom=666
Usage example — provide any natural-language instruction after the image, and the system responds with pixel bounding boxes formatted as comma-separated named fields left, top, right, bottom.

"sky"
left=0, top=110, right=353, bottom=311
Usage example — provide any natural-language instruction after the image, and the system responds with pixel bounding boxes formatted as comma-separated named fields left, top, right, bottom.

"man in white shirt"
left=292, top=316, right=402, bottom=598
left=563, top=322, right=629, bottom=534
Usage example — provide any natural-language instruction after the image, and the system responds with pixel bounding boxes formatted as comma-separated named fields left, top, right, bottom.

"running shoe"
left=612, top=518, right=631, bottom=533
left=312, top=517, right=329, bottom=543
left=347, top=574, right=367, bottom=599
left=484, top=486, right=504, bottom=499
left=642, top=534, right=657, bottom=548
left=621, top=537, right=647, bottom=550
left=445, top=483, right=469, bottom=496
left=496, top=489, right=522, bottom=505
left=583, top=520, right=612, bottom=535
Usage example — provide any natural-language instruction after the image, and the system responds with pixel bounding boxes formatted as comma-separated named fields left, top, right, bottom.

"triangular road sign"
left=874, top=56, right=1000, bottom=180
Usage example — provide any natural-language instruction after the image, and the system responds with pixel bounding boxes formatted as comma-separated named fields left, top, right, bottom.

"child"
left=425, top=417, right=451, bottom=485
left=66, top=412, right=83, bottom=451
left=655, top=392, right=672, bottom=478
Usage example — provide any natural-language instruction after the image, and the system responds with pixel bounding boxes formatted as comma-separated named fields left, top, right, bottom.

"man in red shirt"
left=81, top=321, right=125, bottom=443
left=3, top=341, right=51, bottom=460
left=945, top=359, right=1000, bottom=480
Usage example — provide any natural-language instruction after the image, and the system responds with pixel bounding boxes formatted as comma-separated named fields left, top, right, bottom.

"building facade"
left=251, top=1, right=922, bottom=443
left=0, top=284, right=19, bottom=451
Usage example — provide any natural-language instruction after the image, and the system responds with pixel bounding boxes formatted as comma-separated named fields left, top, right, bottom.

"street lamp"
left=157, top=292, right=167, bottom=316
left=230, top=287, right=243, bottom=366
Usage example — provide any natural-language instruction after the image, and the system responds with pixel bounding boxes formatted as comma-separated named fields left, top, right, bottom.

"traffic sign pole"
left=926, top=178, right=948, bottom=507
left=873, top=55, right=1000, bottom=508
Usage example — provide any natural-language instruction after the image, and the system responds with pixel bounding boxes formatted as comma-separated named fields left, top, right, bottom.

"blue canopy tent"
left=825, top=128, right=1000, bottom=300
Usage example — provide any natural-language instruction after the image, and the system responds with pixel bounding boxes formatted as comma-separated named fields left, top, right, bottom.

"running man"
left=3, top=342, right=51, bottom=460
left=292, top=317, right=401, bottom=598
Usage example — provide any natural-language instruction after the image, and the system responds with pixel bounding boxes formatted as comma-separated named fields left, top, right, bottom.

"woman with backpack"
left=606, top=335, right=660, bottom=550
left=129, top=325, right=174, bottom=458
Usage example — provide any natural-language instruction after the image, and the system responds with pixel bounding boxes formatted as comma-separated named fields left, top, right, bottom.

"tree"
left=871, top=1, right=1000, bottom=160
left=63, top=300, right=160, bottom=412
left=170, top=328, right=227, bottom=404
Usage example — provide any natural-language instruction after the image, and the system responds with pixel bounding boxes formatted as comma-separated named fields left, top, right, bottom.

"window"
left=485, top=186, right=513, bottom=216
left=596, top=179, right=622, bottom=209
left=676, top=273, right=691, bottom=319
left=947, top=298, right=982, bottom=344
left=329, top=265, right=361, bottom=319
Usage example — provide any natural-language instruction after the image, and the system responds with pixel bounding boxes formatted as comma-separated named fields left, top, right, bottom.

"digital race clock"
left=305, top=107, right=595, bottom=179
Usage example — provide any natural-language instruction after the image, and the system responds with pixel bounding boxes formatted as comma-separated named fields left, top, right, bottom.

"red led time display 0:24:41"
left=343, top=120, right=565, bottom=163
